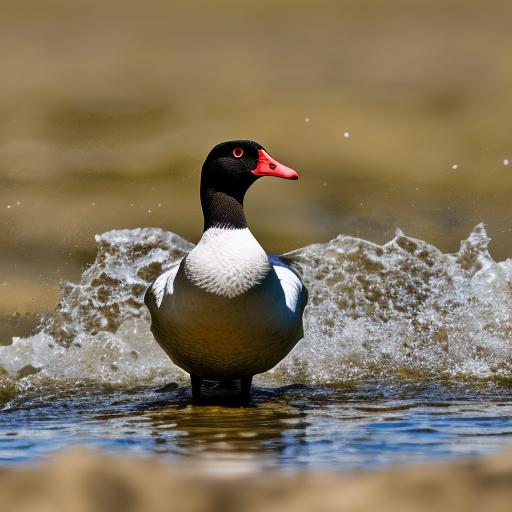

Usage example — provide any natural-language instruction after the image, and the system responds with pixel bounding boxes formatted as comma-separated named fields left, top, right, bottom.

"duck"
left=144, top=140, right=308, bottom=402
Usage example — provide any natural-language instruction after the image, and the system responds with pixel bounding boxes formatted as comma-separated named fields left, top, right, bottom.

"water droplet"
left=304, top=117, right=310, bottom=123
left=91, top=202, right=96, bottom=206
left=504, top=159, right=510, bottom=166
left=452, top=164, right=459, bottom=170
left=343, top=132, right=350, bottom=139
left=147, top=209, right=152, bottom=214
left=6, top=205, right=12, bottom=209
left=16, top=201, right=21, bottom=206
left=157, top=203, right=162, bottom=208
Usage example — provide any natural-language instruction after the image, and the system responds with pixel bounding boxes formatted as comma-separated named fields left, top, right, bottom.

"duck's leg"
left=240, top=376, right=253, bottom=404
left=190, top=374, right=203, bottom=403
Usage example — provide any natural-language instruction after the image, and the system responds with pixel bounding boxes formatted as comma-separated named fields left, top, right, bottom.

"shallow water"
left=1, top=381, right=512, bottom=471
left=1, top=225, right=512, bottom=470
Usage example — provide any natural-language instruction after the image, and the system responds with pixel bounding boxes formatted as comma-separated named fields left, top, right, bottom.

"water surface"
left=1, top=381, right=511, bottom=471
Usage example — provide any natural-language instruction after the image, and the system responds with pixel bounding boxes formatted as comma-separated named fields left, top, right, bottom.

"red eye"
left=233, top=147, right=244, bottom=158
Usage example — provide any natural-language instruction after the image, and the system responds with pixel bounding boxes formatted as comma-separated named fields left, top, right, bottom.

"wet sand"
left=0, top=448, right=511, bottom=512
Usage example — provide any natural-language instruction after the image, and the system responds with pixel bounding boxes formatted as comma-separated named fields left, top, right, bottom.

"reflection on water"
left=1, top=381, right=511, bottom=471
left=145, top=398, right=308, bottom=468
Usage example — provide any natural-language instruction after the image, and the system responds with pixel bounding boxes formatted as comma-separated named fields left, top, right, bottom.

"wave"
left=1, top=224, right=512, bottom=402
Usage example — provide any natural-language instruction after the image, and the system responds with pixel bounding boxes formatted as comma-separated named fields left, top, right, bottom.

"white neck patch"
left=184, top=227, right=271, bottom=298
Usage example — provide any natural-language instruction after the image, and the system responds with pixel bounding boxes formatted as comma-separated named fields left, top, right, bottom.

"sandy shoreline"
left=0, top=449, right=511, bottom=512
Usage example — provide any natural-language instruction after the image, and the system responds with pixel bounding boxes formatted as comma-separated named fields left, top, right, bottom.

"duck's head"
left=200, top=140, right=299, bottom=230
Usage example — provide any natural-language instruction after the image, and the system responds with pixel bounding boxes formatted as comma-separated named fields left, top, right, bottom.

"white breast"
left=183, top=227, right=271, bottom=298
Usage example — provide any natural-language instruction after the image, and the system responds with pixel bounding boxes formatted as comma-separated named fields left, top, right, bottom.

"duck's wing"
left=144, top=260, right=182, bottom=310
left=268, top=254, right=308, bottom=313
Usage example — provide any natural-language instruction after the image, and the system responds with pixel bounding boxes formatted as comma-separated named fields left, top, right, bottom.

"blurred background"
left=1, top=0, right=512, bottom=341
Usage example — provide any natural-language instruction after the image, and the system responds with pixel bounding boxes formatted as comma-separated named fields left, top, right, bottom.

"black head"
left=200, top=140, right=299, bottom=231
left=201, top=140, right=263, bottom=199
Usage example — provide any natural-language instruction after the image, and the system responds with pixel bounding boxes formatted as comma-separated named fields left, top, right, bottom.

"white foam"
left=1, top=223, right=511, bottom=401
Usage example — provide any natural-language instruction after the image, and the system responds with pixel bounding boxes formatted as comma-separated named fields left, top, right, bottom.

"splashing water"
left=1, top=224, right=512, bottom=402
left=276, top=224, right=512, bottom=384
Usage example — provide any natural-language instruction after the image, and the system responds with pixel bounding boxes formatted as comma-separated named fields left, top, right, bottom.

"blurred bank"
left=0, top=448, right=512, bottom=512
left=1, top=0, right=512, bottom=338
